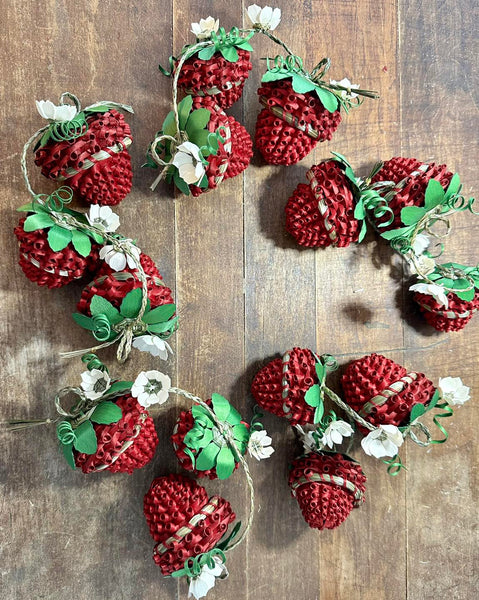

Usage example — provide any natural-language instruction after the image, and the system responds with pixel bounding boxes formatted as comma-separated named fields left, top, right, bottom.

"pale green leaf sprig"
left=261, top=55, right=379, bottom=114
left=182, top=393, right=250, bottom=480
left=303, top=354, right=341, bottom=425
left=17, top=186, right=104, bottom=257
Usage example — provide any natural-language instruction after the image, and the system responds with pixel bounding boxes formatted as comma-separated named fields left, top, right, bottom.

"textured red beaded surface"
left=285, top=160, right=360, bottom=248
left=176, top=48, right=252, bottom=109
left=74, top=395, right=158, bottom=474
left=288, top=453, right=366, bottom=530
left=34, top=109, right=133, bottom=206
left=223, top=115, right=253, bottom=180
left=14, top=217, right=99, bottom=289
left=144, top=474, right=235, bottom=576
left=255, top=80, right=341, bottom=166
left=341, top=353, right=436, bottom=429
left=413, top=291, right=479, bottom=332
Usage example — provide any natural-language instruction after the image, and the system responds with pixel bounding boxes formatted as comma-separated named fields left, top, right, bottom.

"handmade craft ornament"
left=255, top=56, right=378, bottom=166
left=288, top=452, right=366, bottom=530
left=33, top=93, right=134, bottom=205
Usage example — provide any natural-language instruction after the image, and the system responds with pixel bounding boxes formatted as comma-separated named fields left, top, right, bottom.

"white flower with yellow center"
left=438, top=377, right=470, bottom=406
left=36, top=100, right=77, bottom=122
left=191, top=17, right=219, bottom=40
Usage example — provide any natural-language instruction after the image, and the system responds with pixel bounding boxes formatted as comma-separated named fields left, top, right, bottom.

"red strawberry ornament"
left=144, top=474, right=235, bottom=575
left=288, top=452, right=366, bottom=530
left=285, top=159, right=360, bottom=248
left=341, top=353, right=436, bottom=429
left=75, top=395, right=158, bottom=474
left=223, top=115, right=253, bottom=181
left=413, top=290, right=479, bottom=332
left=35, top=101, right=133, bottom=206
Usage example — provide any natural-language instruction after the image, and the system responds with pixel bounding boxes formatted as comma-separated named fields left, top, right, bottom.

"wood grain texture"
left=0, top=1, right=477, bottom=599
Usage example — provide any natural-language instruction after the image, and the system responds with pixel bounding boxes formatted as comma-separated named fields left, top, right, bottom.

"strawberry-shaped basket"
left=34, top=93, right=134, bottom=205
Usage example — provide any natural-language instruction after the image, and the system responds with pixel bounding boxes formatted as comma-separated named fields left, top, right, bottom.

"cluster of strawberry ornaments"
left=285, top=153, right=479, bottom=332
left=144, top=5, right=378, bottom=195
left=251, top=348, right=470, bottom=530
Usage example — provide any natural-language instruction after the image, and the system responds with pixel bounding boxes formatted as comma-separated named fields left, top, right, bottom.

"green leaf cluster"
left=401, top=389, right=441, bottom=429
left=183, top=394, right=250, bottom=480
left=428, top=262, right=479, bottom=302
left=303, top=362, right=327, bottom=424
left=197, top=27, right=254, bottom=63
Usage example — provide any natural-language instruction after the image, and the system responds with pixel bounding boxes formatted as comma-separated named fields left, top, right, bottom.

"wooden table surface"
left=1, top=1, right=477, bottom=599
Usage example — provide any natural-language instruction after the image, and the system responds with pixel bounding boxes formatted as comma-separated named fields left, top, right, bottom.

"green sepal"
left=61, top=442, right=76, bottom=469
left=120, top=288, right=143, bottom=318
left=23, top=212, right=55, bottom=231
left=195, top=443, right=220, bottom=471
left=232, top=423, right=249, bottom=443
left=91, top=401, right=123, bottom=425
left=314, top=402, right=325, bottom=424
left=17, top=201, right=50, bottom=214
left=90, top=295, right=122, bottom=324
left=161, top=109, right=177, bottom=137
left=143, top=303, right=176, bottom=324
left=211, top=393, right=231, bottom=421
left=216, top=521, right=241, bottom=551
left=185, top=109, right=211, bottom=138
left=444, top=173, right=461, bottom=201
left=423, top=179, right=446, bottom=210
left=198, top=175, right=209, bottom=189
left=409, top=403, right=426, bottom=423
left=315, top=362, right=325, bottom=381
left=400, top=206, right=427, bottom=225
left=72, top=420, right=98, bottom=454
left=198, top=46, right=216, bottom=61
left=89, top=230, right=104, bottom=245
left=189, top=427, right=213, bottom=449
left=71, top=229, right=92, bottom=257
left=102, top=380, right=133, bottom=398
left=220, top=46, right=239, bottom=62
left=72, top=313, right=96, bottom=331
left=48, top=225, right=72, bottom=251
left=147, top=316, right=179, bottom=334
left=304, top=384, right=321, bottom=407
left=454, top=288, right=475, bottom=302
left=191, top=404, right=215, bottom=425
left=216, top=446, right=236, bottom=480
left=380, top=225, right=415, bottom=240
left=173, top=170, right=191, bottom=196
left=178, top=95, right=193, bottom=130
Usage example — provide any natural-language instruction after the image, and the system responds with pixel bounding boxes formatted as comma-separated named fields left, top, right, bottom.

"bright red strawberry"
left=255, top=80, right=341, bottom=166
left=75, top=395, right=158, bottom=474
left=35, top=109, right=133, bottom=206
left=285, top=159, right=360, bottom=247
left=413, top=290, right=479, bottom=332
left=371, top=157, right=453, bottom=229
left=341, top=353, right=436, bottom=428
left=223, top=115, right=253, bottom=181
left=288, top=452, right=366, bottom=530
left=144, top=474, right=235, bottom=575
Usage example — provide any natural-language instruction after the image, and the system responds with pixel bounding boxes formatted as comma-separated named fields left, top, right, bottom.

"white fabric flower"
left=412, top=233, right=431, bottom=256
left=409, top=282, right=449, bottom=309
left=361, top=424, right=404, bottom=459
left=99, top=241, right=141, bottom=272
left=131, top=370, right=171, bottom=408
left=321, top=420, right=354, bottom=449
left=172, top=141, right=206, bottom=185
left=191, top=16, right=219, bottom=40
left=330, top=78, right=360, bottom=100
left=414, top=254, right=436, bottom=276
left=246, top=5, right=281, bottom=30
left=248, top=429, right=274, bottom=460
left=80, top=369, right=111, bottom=400
left=36, top=99, right=77, bottom=122
left=438, top=377, right=471, bottom=406
left=132, top=335, right=173, bottom=361
left=188, top=556, right=228, bottom=600
left=87, top=205, right=120, bottom=233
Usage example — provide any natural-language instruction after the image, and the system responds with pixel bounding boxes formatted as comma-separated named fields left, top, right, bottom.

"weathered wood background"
left=1, top=1, right=477, bottom=599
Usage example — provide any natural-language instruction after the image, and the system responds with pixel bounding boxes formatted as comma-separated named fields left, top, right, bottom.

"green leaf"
left=216, top=446, right=236, bottom=480
left=173, top=170, right=191, bottom=195
left=39, top=128, right=52, bottom=148
left=47, top=225, right=72, bottom=251
left=409, top=403, right=426, bottom=423
left=454, top=288, right=475, bottom=302
left=161, top=110, right=177, bottom=137
left=357, top=219, right=368, bottom=243
left=313, top=401, right=325, bottom=424
left=315, top=86, right=339, bottom=112
left=177, top=95, right=193, bottom=130
left=233, top=423, right=250, bottom=443
left=72, top=313, right=96, bottom=331
left=195, top=428, right=214, bottom=449
left=120, top=288, right=143, bottom=318
left=89, top=230, right=104, bottom=244
left=71, top=229, right=92, bottom=257
left=85, top=105, right=113, bottom=114
left=17, top=201, right=48, bottom=213
left=381, top=225, right=415, bottom=240
left=428, top=389, right=440, bottom=411
left=23, top=212, right=54, bottom=231
left=147, top=316, right=178, bottom=334
left=423, top=179, right=445, bottom=210
left=191, top=404, right=214, bottom=424
left=198, top=174, right=209, bottom=188
left=61, top=442, right=76, bottom=470
left=198, top=46, right=216, bottom=61
left=291, top=73, right=316, bottom=94
left=261, top=70, right=290, bottom=84
left=103, top=380, right=133, bottom=397
left=72, top=420, right=98, bottom=454
left=401, top=206, right=427, bottom=225
left=220, top=46, right=239, bottom=62
left=90, top=295, right=122, bottom=324
left=315, top=363, right=325, bottom=381
left=212, top=393, right=231, bottom=421
left=185, top=109, right=211, bottom=137
left=91, top=401, right=123, bottom=425
left=304, top=384, right=321, bottom=408
left=226, top=406, right=241, bottom=426
left=195, top=443, right=220, bottom=471
left=142, top=303, right=176, bottom=324
left=354, top=200, right=366, bottom=220
left=444, top=173, right=461, bottom=201
left=189, top=128, right=211, bottom=149
left=236, top=40, right=253, bottom=51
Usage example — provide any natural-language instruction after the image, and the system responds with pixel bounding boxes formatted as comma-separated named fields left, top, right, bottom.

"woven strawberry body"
left=341, top=353, right=436, bottom=428
left=75, top=395, right=158, bottom=474
left=223, top=115, right=253, bottom=180
left=289, top=453, right=366, bottom=530
left=14, top=217, right=98, bottom=288
left=188, top=96, right=232, bottom=197
left=285, top=160, right=360, bottom=248
left=413, top=291, right=479, bottom=332
left=77, top=254, right=173, bottom=316
left=251, top=347, right=321, bottom=425
left=144, top=474, right=235, bottom=575
left=35, top=109, right=133, bottom=206
left=371, top=157, right=453, bottom=229
left=176, top=49, right=252, bottom=109
left=255, top=80, right=341, bottom=166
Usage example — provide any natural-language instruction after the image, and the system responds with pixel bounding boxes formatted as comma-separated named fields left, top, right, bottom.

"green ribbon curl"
left=171, top=548, right=226, bottom=579
left=56, top=420, right=76, bottom=445
left=383, top=454, right=407, bottom=476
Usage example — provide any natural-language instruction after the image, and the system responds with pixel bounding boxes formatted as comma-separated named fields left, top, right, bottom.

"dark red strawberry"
left=223, top=115, right=253, bottom=181
left=413, top=290, right=479, bottom=332
left=285, top=160, right=360, bottom=247
left=341, top=353, right=436, bottom=428
left=35, top=109, right=133, bottom=206
left=288, top=452, right=366, bottom=530
left=75, top=395, right=158, bottom=474
left=144, top=474, right=235, bottom=575
left=255, top=80, right=341, bottom=166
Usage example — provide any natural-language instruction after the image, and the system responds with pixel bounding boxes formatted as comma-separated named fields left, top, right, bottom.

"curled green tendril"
left=267, top=53, right=304, bottom=73
left=390, top=236, right=413, bottom=254
left=320, top=354, right=339, bottom=373
left=49, top=114, right=88, bottom=143
left=44, top=186, right=74, bottom=211
left=56, top=421, right=76, bottom=445
left=92, top=314, right=112, bottom=342
left=360, top=189, right=394, bottom=227
left=445, top=192, right=479, bottom=214
left=429, top=402, right=454, bottom=444
left=383, top=454, right=407, bottom=476
left=175, top=548, right=226, bottom=579
left=250, top=405, right=265, bottom=432
left=81, top=353, right=108, bottom=373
